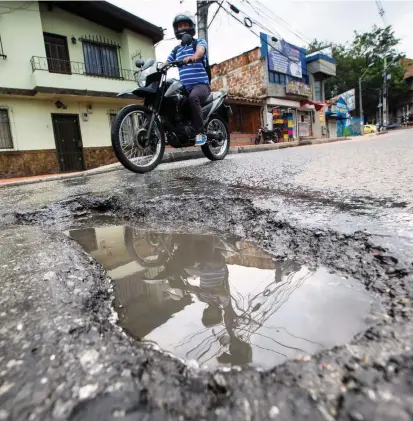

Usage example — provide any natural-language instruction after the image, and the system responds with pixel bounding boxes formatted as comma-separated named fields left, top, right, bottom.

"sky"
left=109, top=0, right=413, bottom=66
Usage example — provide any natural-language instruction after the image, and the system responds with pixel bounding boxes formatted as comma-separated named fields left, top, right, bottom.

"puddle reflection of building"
left=67, top=226, right=318, bottom=366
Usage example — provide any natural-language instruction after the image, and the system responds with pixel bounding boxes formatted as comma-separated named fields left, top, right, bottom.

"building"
left=390, top=58, right=413, bottom=125
left=0, top=1, right=163, bottom=178
left=210, top=33, right=336, bottom=144
left=211, top=48, right=266, bottom=144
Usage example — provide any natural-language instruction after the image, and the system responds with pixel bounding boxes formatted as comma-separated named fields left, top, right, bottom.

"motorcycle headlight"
left=138, top=71, right=147, bottom=87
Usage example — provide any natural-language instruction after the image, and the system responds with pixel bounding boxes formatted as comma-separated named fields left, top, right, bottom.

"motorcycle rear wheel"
left=111, top=104, right=165, bottom=174
left=202, top=115, right=230, bottom=161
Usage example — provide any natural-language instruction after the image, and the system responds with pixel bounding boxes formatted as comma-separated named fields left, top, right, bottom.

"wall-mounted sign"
left=328, top=89, right=356, bottom=112
left=286, top=80, right=312, bottom=97
left=262, top=33, right=304, bottom=78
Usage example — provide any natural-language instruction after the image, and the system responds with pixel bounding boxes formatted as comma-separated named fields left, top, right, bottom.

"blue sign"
left=260, top=33, right=306, bottom=78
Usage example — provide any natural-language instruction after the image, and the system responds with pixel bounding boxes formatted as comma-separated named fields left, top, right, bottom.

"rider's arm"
left=183, top=38, right=207, bottom=63
left=165, top=48, right=176, bottom=65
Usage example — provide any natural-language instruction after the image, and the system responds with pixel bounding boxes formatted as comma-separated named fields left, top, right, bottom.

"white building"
left=0, top=1, right=163, bottom=178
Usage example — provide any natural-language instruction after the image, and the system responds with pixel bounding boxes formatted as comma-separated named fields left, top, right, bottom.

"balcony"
left=30, top=56, right=138, bottom=95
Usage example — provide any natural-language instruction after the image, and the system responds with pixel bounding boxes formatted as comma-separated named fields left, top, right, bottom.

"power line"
left=208, top=1, right=224, bottom=29
left=220, top=4, right=299, bottom=68
left=0, top=1, right=34, bottom=15
left=232, top=0, right=283, bottom=40
left=222, top=2, right=335, bottom=77
left=244, top=0, right=312, bottom=46
left=375, top=1, right=388, bottom=26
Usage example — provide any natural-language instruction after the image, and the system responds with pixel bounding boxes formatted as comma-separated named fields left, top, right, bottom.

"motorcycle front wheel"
left=111, top=104, right=165, bottom=174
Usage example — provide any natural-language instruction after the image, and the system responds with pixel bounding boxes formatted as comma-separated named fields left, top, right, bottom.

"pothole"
left=65, top=223, right=381, bottom=368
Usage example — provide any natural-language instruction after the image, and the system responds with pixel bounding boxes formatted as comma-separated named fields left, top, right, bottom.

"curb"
left=0, top=136, right=352, bottom=188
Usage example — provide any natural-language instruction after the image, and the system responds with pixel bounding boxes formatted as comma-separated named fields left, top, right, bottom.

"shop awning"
left=300, top=100, right=327, bottom=111
left=227, top=95, right=265, bottom=106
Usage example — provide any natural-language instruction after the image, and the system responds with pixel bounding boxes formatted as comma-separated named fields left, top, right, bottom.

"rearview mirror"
left=135, top=59, right=145, bottom=68
left=181, top=33, right=193, bottom=46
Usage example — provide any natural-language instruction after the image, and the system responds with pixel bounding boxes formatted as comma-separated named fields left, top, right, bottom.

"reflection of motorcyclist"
left=146, top=235, right=252, bottom=364
left=185, top=242, right=253, bottom=365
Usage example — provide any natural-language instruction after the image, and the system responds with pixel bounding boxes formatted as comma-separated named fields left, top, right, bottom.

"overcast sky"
left=110, top=0, right=413, bottom=66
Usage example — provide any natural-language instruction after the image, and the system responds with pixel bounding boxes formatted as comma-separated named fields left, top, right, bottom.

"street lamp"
left=359, top=63, right=374, bottom=133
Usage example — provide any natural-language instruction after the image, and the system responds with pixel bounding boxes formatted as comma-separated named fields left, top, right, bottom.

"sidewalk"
left=0, top=134, right=374, bottom=188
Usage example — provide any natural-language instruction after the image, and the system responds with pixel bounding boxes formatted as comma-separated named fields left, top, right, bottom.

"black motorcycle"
left=111, top=34, right=233, bottom=174
left=254, top=125, right=281, bottom=145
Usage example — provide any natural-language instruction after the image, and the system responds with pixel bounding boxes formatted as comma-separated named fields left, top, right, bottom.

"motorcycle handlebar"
left=162, top=59, right=200, bottom=71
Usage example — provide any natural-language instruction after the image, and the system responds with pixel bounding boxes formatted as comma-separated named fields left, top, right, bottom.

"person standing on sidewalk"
left=166, top=12, right=210, bottom=146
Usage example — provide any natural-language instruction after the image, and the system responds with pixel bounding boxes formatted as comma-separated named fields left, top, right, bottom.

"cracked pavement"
left=0, top=130, right=413, bottom=421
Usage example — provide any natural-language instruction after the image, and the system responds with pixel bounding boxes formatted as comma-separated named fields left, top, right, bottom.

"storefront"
left=227, top=95, right=264, bottom=143
left=298, top=100, right=328, bottom=139
left=265, top=98, right=301, bottom=141
left=325, top=97, right=350, bottom=138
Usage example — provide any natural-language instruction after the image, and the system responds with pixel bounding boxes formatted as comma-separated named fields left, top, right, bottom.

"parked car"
left=386, top=123, right=401, bottom=130
left=364, top=124, right=377, bottom=134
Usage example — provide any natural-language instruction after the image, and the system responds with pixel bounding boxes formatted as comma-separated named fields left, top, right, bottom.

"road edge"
left=0, top=136, right=355, bottom=188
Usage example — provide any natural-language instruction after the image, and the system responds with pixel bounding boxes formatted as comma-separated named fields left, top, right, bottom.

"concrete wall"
left=211, top=48, right=266, bottom=98
left=307, top=58, right=336, bottom=77
left=0, top=97, right=133, bottom=151
left=122, top=29, right=155, bottom=69
left=0, top=1, right=154, bottom=92
left=39, top=3, right=123, bottom=64
left=0, top=1, right=46, bottom=90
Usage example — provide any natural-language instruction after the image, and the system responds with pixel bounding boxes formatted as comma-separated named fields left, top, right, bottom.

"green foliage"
left=307, top=25, right=409, bottom=121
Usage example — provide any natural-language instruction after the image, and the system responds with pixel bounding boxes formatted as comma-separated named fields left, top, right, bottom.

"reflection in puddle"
left=66, top=225, right=380, bottom=368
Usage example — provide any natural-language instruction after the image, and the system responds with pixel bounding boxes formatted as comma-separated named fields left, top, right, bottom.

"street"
left=1, top=130, right=413, bottom=421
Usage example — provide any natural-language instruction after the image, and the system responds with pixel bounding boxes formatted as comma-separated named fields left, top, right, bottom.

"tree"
left=306, top=25, right=409, bottom=123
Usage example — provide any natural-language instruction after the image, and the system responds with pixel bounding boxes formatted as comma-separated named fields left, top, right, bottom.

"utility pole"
left=382, top=56, right=388, bottom=128
left=196, top=1, right=215, bottom=59
left=358, top=77, right=363, bottom=132
left=358, top=63, right=373, bottom=134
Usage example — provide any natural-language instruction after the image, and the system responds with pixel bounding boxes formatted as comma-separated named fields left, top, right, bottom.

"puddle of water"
left=65, top=225, right=381, bottom=368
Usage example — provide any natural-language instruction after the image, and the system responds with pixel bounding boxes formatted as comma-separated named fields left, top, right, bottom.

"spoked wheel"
left=202, top=115, right=230, bottom=161
left=111, top=105, right=165, bottom=174
left=124, top=227, right=173, bottom=267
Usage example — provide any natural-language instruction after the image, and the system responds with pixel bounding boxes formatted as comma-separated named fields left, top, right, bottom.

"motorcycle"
left=254, top=125, right=281, bottom=145
left=111, top=34, right=233, bottom=174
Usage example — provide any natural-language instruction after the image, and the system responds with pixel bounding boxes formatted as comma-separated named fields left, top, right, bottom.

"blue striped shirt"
left=167, top=38, right=209, bottom=91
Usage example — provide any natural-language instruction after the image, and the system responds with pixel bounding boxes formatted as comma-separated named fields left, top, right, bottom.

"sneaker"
left=195, top=133, right=207, bottom=146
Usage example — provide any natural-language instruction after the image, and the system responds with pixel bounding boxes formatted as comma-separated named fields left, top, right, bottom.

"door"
left=44, top=33, right=71, bottom=74
left=52, top=114, right=85, bottom=172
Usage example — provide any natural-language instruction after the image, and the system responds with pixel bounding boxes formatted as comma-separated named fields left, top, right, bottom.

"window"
left=83, top=42, right=120, bottom=78
left=314, top=80, right=322, bottom=102
left=44, top=33, right=71, bottom=74
left=0, top=109, right=13, bottom=149
left=269, top=71, right=287, bottom=85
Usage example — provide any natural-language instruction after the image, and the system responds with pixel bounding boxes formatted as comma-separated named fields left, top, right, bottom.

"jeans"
left=187, top=84, right=211, bottom=134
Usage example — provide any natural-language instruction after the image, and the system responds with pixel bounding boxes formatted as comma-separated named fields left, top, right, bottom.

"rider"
left=166, top=12, right=210, bottom=146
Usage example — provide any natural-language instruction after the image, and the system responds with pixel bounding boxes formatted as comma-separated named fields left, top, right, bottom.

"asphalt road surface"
left=0, top=129, right=412, bottom=421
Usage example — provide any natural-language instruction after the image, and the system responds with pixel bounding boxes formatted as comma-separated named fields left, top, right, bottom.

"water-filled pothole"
left=66, top=224, right=381, bottom=368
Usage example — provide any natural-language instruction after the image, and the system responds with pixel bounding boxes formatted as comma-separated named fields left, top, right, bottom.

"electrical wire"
left=0, top=1, right=34, bottom=15
left=244, top=0, right=334, bottom=56
left=251, top=0, right=313, bottom=45
left=229, top=1, right=282, bottom=40
left=222, top=2, right=335, bottom=77
left=220, top=3, right=297, bottom=67
left=208, top=1, right=224, bottom=29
